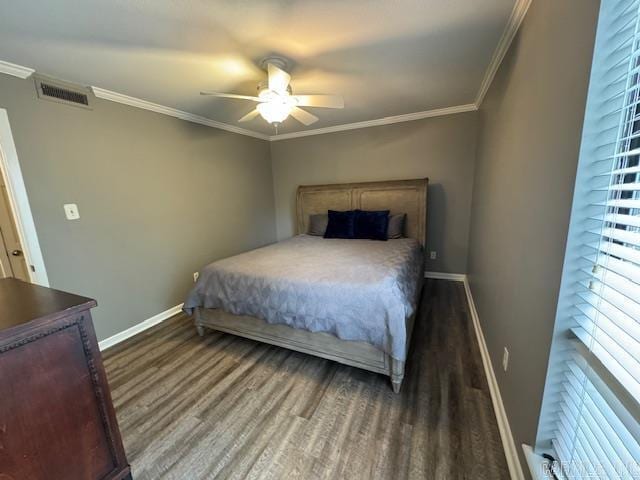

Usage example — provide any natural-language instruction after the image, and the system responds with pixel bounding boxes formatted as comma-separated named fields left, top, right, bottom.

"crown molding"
left=91, top=87, right=270, bottom=140
left=269, top=103, right=478, bottom=141
left=474, top=0, right=532, bottom=106
left=0, top=60, right=35, bottom=79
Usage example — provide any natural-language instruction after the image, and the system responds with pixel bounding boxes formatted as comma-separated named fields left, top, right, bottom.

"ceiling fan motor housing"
left=257, top=81, right=292, bottom=96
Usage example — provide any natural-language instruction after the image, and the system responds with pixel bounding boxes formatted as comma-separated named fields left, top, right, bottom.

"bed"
left=183, top=178, right=427, bottom=392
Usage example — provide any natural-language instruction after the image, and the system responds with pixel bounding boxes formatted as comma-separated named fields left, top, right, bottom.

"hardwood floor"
left=103, top=279, right=509, bottom=479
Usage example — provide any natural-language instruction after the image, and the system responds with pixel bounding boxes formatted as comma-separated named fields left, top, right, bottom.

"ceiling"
left=0, top=0, right=516, bottom=136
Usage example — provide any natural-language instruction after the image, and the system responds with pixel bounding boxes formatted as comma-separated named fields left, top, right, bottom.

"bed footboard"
left=194, top=307, right=409, bottom=393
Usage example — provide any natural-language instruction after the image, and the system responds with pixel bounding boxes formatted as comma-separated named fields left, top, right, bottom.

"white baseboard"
left=424, top=271, right=466, bottom=281
left=463, top=277, right=525, bottom=480
left=98, top=303, right=184, bottom=351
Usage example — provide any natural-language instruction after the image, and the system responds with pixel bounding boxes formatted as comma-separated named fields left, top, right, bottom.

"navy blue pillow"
left=354, top=210, right=390, bottom=241
left=324, top=210, right=356, bottom=239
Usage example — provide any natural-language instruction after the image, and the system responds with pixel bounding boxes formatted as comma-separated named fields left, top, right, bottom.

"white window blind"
left=536, top=0, right=640, bottom=478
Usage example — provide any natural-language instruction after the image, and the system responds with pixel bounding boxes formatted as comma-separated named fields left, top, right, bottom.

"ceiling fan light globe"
left=256, top=101, right=292, bottom=124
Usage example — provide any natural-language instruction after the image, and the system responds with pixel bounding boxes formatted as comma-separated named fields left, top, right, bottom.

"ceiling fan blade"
left=294, top=95, right=344, bottom=109
left=238, top=109, right=260, bottom=122
left=200, top=92, right=261, bottom=102
left=289, top=107, right=319, bottom=126
left=267, top=63, right=291, bottom=93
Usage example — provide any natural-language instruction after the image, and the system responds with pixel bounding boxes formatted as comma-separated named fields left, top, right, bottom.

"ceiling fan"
left=201, top=57, right=344, bottom=127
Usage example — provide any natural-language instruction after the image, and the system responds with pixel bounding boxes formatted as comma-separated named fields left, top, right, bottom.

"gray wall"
left=466, top=0, right=600, bottom=470
left=0, top=74, right=276, bottom=341
left=270, top=112, right=478, bottom=274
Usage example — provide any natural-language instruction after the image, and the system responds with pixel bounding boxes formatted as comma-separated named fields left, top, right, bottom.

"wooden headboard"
left=296, top=178, right=428, bottom=247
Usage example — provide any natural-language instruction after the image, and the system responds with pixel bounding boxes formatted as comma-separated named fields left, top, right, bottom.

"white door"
left=0, top=172, right=29, bottom=281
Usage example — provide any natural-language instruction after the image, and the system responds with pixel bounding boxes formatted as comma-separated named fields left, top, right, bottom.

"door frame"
left=0, top=109, right=49, bottom=286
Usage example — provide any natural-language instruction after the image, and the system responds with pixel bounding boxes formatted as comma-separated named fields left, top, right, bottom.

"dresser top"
left=0, top=278, right=96, bottom=331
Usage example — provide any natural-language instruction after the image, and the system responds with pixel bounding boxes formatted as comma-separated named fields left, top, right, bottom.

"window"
left=536, top=0, right=640, bottom=478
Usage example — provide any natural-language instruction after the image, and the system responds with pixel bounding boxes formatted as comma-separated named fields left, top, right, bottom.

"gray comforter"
left=183, top=234, right=423, bottom=361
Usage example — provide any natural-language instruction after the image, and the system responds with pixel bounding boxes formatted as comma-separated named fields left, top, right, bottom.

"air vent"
left=41, top=83, right=88, bottom=105
left=34, top=75, right=92, bottom=110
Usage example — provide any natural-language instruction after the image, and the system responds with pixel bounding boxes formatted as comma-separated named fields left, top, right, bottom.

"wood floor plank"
left=103, top=279, right=510, bottom=479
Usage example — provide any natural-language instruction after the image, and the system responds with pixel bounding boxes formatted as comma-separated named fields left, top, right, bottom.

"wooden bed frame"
left=194, top=178, right=428, bottom=393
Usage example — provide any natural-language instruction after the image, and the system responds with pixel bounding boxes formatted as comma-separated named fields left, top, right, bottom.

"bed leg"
left=391, top=378, right=402, bottom=394
left=390, top=358, right=405, bottom=394
left=194, top=308, right=206, bottom=337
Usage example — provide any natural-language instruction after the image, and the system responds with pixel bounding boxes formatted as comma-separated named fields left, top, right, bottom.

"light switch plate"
left=63, top=203, right=80, bottom=220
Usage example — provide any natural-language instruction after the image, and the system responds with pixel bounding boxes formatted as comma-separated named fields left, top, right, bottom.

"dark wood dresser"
left=0, top=278, right=131, bottom=480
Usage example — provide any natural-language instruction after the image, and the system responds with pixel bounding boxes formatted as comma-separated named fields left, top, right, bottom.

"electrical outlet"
left=430, top=251, right=437, bottom=260
left=193, top=272, right=199, bottom=283
left=63, top=203, right=80, bottom=220
left=502, top=347, right=509, bottom=372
